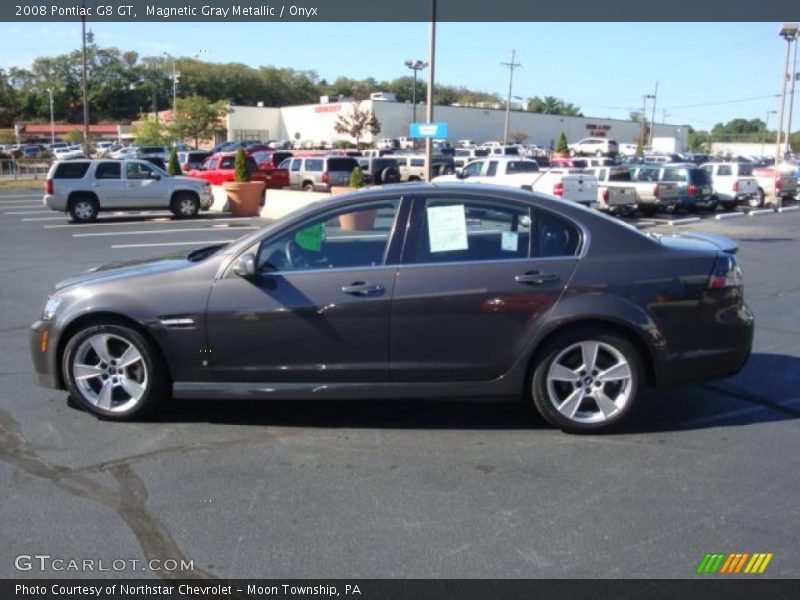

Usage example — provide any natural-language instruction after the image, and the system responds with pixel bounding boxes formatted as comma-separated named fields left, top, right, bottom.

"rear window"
left=608, top=169, right=632, bottom=182
left=189, top=152, right=210, bottom=162
left=504, top=147, right=520, bottom=155
left=54, top=162, right=90, bottom=179
left=506, top=161, right=539, bottom=173
left=738, top=164, right=753, bottom=176
left=689, top=169, right=712, bottom=185
left=327, top=158, right=358, bottom=172
left=140, top=146, right=165, bottom=154
left=571, top=159, right=588, bottom=168
left=662, top=169, right=687, bottom=182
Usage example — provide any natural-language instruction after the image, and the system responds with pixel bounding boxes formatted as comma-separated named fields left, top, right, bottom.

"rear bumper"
left=655, top=302, right=755, bottom=387
left=44, top=194, right=67, bottom=212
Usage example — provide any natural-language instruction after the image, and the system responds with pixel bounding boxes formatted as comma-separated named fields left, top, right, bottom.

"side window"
left=597, top=168, right=607, bottom=181
left=278, top=158, right=291, bottom=169
left=409, top=197, right=531, bottom=264
left=207, top=158, right=218, bottom=170
left=220, top=157, right=235, bottom=169
left=717, top=165, right=732, bottom=176
left=290, top=159, right=302, bottom=172
left=125, top=162, right=154, bottom=180
left=535, top=211, right=580, bottom=258
left=485, top=161, right=498, bottom=176
left=636, top=168, right=658, bottom=182
left=461, top=161, right=484, bottom=178
left=255, top=199, right=400, bottom=273
left=306, top=159, right=323, bottom=172
left=95, top=162, right=121, bottom=180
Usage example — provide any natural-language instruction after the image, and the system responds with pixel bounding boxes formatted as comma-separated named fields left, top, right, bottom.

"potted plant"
left=222, top=148, right=265, bottom=217
left=552, top=132, right=570, bottom=158
left=338, top=167, right=375, bottom=230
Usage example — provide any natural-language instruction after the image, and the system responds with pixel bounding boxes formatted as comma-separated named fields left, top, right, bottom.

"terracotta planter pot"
left=338, top=210, right=376, bottom=231
left=223, top=181, right=265, bottom=217
left=329, top=186, right=353, bottom=196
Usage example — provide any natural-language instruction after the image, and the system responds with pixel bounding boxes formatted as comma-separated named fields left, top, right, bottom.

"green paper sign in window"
left=294, top=223, right=325, bottom=252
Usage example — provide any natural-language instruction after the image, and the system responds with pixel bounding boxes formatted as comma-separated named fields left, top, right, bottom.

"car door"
left=90, top=161, right=126, bottom=207
left=390, top=193, right=580, bottom=382
left=123, top=160, right=167, bottom=208
left=205, top=196, right=407, bottom=383
left=289, top=158, right=303, bottom=188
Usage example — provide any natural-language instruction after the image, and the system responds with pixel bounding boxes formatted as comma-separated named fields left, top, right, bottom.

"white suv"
left=568, top=137, right=619, bottom=157
left=44, top=159, right=213, bottom=223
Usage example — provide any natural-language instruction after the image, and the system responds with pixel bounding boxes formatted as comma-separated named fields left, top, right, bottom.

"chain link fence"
left=0, top=158, right=53, bottom=180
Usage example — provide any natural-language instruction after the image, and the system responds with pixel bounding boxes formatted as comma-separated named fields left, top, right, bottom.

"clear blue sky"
left=1, top=21, right=796, bottom=131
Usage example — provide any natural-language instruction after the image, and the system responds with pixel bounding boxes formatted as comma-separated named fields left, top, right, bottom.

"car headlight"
left=41, top=296, right=63, bottom=321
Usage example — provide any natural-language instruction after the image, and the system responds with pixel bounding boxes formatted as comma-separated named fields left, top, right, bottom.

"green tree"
left=234, top=147, right=250, bottom=182
left=64, top=130, right=83, bottom=144
left=334, top=103, right=381, bottom=149
left=509, top=130, right=530, bottom=144
left=527, top=96, right=582, bottom=116
left=0, top=69, right=19, bottom=127
left=133, top=118, right=167, bottom=145
left=171, top=95, right=228, bottom=147
left=167, top=146, right=181, bottom=176
left=555, top=132, right=569, bottom=154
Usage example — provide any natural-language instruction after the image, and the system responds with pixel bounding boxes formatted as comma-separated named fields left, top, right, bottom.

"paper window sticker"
left=501, top=231, right=519, bottom=252
left=294, top=223, right=325, bottom=252
left=427, top=205, right=468, bottom=253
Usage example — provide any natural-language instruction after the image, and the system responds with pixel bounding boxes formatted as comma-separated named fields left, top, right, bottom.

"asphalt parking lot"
left=1, top=190, right=799, bottom=580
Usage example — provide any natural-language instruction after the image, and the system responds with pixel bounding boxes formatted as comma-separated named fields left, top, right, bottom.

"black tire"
left=721, top=200, right=737, bottom=212
left=303, top=182, right=315, bottom=192
left=170, top=192, right=200, bottom=219
left=751, top=189, right=765, bottom=208
left=639, top=205, right=656, bottom=217
left=379, top=167, right=400, bottom=185
left=662, top=203, right=677, bottom=214
left=595, top=150, right=604, bottom=157
left=62, top=323, right=169, bottom=420
left=569, top=148, right=577, bottom=157
left=530, top=327, right=644, bottom=433
left=408, top=176, right=421, bottom=182
left=704, top=198, right=719, bottom=212
left=68, top=195, right=99, bottom=223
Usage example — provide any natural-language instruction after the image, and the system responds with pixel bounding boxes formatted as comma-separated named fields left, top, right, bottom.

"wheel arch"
left=67, top=191, right=99, bottom=208
left=170, top=188, right=200, bottom=203
left=55, top=312, right=173, bottom=390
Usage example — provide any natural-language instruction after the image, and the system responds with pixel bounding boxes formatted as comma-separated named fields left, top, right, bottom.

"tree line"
left=0, top=44, right=586, bottom=128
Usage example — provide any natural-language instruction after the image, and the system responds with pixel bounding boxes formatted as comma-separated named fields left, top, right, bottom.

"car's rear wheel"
left=569, top=148, right=577, bottom=157
left=303, top=182, right=315, bottom=192
left=750, top=189, right=765, bottom=208
left=69, top=195, right=98, bottom=223
left=63, top=323, right=168, bottom=420
left=595, top=150, right=604, bottom=157
left=531, top=328, right=643, bottom=433
left=171, top=193, right=200, bottom=219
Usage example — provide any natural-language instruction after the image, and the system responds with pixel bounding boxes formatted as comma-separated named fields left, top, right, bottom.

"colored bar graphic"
left=700, top=552, right=773, bottom=574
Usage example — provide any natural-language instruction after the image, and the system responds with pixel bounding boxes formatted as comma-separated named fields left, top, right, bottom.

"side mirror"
left=232, top=253, right=256, bottom=278
left=149, top=172, right=161, bottom=180
left=457, top=170, right=468, bottom=179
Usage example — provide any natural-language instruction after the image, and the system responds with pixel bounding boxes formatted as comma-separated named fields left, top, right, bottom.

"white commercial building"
left=224, top=100, right=688, bottom=150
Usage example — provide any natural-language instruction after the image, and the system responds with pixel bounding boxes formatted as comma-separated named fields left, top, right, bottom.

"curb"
left=778, top=206, right=800, bottom=213
left=748, top=208, right=777, bottom=217
left=715, top=212, right=745, bottom=220
left=667, top=217, right=701, bottom=226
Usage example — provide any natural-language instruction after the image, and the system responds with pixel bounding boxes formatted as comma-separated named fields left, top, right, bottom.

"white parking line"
left=111, top=240, right=235, bottom=249
left=75, top=227, right=258, bottom=237
left=22, top=216, right=67, bottom=221
left=1, top=202, right=42, bottom=208
left=43, top=216, right=257, bottom=229
left=4, top=210, right=50, bottom=215
left=0, top=194, right=40, bottom=199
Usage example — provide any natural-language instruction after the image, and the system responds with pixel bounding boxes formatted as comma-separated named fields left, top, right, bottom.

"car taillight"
left=733, top=180, right=740, bottom=192
left=775, top=178, right=783, bottom=190
left=553, top=182, right=563, bottom=197
left=45, top=179, right=53, bottom=195
left=687, top=184, right=697, bottom=196
left=708, top=254, right=742, bottom=289
left=653, top=185, right=660, bottom=198
left=602, top=189, right=609, bottom=202
left=322, top=171, right=329, bottom=184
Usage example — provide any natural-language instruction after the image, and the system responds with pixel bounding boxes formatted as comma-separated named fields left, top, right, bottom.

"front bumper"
left=29, top=321, right=61, bottom=389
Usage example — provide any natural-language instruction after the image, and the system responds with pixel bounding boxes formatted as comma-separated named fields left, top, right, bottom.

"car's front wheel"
left=62, top=323, right=168, bottom=420
left=531, top=328, right=643, bottom=433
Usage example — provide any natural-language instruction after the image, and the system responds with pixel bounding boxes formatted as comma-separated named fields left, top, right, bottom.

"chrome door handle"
left=515, top=272, right=559, bottom=285
left=341, top=282, right=385, bottom=296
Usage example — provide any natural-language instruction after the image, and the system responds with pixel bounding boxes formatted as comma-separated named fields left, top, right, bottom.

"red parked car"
left=186, top=152, right=289, bottom=189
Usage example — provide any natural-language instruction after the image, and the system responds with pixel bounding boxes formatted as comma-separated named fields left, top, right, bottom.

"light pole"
left=80, top=0, right=90, bottom=154
left=785, top=32, right=798, bottom=155
left=775, top=23, right=798, bottom=164
left=405, top=59, right=427, bottom=151
left=640, top=94, right=655, bottom=150
left=424, top=0, right=436, bottom=182
left=502, top=49, right=521, bottom=145
left=762, top=109, right=777, bottom=156
left=45, top=88, right=54, bottom=145
left=648, top=81, right=658, bottom=147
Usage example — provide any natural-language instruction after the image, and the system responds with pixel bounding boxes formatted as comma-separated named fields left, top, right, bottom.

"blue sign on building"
left=409, top=122, right=449, bottom=139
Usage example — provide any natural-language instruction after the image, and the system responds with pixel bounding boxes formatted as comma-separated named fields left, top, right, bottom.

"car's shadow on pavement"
left=68, top=353, right=800, bottom=434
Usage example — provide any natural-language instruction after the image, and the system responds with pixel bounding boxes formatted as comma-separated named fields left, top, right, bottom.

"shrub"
left=555, top=132, right=569, bottom=154
left=233, top=147, right=250, bottom=182
left=167, top=147, right=181, bottom=176
left=349, top=166, right=364, bottom=188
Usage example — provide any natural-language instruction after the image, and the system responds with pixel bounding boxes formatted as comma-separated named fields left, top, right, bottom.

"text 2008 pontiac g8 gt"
left=30, top=183, right=753, bottom=432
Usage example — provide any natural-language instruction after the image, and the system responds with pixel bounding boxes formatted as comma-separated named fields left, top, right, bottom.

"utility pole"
left=46, top=88, right=54, bottom=145
left=649, top=81, right=658, bottom=147
left=81, top=0, right=90, bottom=155
left=776, top=24, right=798, bottom=165
left=785, top=34, right=798, bottom=154
left=763, top=109, right=777, bottom=156
left=424, top=0, right=436, bottom=182
left=502, top=49, right=521, bottom=145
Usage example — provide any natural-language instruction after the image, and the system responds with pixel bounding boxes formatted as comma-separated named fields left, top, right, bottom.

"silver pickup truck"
left=44, top=159, right=213, bottom=223
left=626, top=165, right=680, bottom=215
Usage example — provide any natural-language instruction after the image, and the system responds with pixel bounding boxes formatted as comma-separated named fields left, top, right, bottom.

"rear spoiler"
left=675, top=232, right=738, bottom=254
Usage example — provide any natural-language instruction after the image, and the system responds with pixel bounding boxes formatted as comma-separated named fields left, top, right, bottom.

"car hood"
left=53, top=253, right=196, bottom=292
left=174, top=175, right=206, bottom=185
left=658, top=232, right=738, bottom=255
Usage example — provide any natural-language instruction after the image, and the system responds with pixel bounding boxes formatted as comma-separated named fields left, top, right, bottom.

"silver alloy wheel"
left=72, top=333, right=148, bottom=413
left=178, top=197, right=197, bottom=216
left=73, top=200, right=95, bottom=220
left=545, top=340, right=633, bottom=424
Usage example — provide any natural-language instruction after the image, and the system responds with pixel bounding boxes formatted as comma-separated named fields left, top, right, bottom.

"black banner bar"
left=3, top=580, right=800, bottom=600
left=2, top=0, right=800, bottom=22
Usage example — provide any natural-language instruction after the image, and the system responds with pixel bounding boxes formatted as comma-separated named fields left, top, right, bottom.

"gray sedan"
left=30, top=183, right=754, bottom=432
